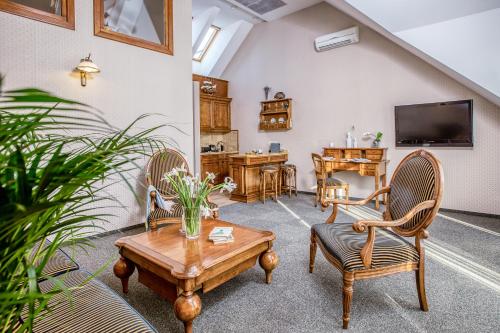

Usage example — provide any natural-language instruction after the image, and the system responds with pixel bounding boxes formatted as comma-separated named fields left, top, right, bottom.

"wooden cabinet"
left=201, top=153, right=236, bottom=184
left=200, top=96, right=231, bottom=133
left=200, top=97, right=213, bottom=132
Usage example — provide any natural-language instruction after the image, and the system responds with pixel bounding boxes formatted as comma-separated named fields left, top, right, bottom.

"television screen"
left=395, top=100, right=473, bottom=147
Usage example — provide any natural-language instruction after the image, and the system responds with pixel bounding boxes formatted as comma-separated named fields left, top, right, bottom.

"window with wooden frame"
left=193, top=25, right=220, bottom=62
left=93, top=0, right=173, bottom=55
left=0, top=0, right=75, bottom=30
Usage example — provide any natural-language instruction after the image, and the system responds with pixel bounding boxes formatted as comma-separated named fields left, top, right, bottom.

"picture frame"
left=93, top=0, right=173, bottom=55
left=0, top=0, right=75, bottom=30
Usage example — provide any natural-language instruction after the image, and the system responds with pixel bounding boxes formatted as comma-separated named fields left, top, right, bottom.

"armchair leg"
left=314, top=187, right=318, bottom=207
left=342, top=273, right=354, bottom=329
left=309, top=230, right=317, bottom=273
left=416, top=260, right=429, bottom=311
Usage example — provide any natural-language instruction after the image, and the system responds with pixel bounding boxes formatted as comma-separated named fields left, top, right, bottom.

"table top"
left=115, top=219, right=275, bottom=279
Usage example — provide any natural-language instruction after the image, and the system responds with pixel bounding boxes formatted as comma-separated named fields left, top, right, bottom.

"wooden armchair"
left=146, top=149, right=219, bottom=230
left=309, top=150, right=443, bottom=329
left=312, top=153, right=349, bottom=211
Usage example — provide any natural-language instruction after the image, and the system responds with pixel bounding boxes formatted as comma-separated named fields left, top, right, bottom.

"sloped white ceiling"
left=327, top=0, right=500, bottom=107
left=346, top=0, right=500, bottom=32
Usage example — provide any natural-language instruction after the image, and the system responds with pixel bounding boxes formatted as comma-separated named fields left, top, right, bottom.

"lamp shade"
left=77, top=58, right=100, bottom=73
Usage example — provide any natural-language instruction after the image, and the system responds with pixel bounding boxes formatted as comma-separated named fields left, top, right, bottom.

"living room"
left=1, top=1, right=499, bottom=333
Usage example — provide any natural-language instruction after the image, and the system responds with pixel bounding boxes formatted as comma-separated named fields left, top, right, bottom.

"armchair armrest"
left=323, top=186, right=391, bottom=224
left=321, top=186, right=391, bottom=208
left=352, top=200, right=436, bottom=232
left=352, top=200, right=436, bottom=269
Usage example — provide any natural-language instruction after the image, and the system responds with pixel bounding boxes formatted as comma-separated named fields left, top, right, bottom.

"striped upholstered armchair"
left=146, top=149, right=218, bottom=230
left=309, top=150, right=443, bottom=329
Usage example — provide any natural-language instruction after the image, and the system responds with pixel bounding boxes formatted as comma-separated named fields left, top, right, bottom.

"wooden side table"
left=114, top=219, right=278, bottom=333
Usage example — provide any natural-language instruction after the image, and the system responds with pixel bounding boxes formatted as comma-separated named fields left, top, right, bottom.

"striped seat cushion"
left=148, top=200, right=219, bottom=222
left=318, top=177, right=346, bottom=186
left=25, top=270, right=157, bottom=333
left=312, top=223, right=419, bottom=271
left=32, top=241, right=79, bottom=280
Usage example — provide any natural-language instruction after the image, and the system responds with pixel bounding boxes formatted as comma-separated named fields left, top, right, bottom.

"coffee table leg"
left=259, top=249, right=279, bottom=284
left=113, top=256, right=135, bottom=294
left=174, top=290, right=201, bottom=333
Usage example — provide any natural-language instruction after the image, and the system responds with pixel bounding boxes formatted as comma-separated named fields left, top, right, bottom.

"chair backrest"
left=387, top=150, right=443, bottom=237
left=311, top=153, right=326, bottom=181
left=146, top=149, right=189, bottom=197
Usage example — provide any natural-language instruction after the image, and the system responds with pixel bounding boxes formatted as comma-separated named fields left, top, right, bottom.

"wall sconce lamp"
left=76, top=54, right=100, bottom=86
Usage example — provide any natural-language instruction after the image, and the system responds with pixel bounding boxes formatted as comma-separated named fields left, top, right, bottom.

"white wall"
left=223, top=3, right=500, bottom=215
left=0, top=0, right=194, bottom=231
left=395, top=8, right=500, bottom=99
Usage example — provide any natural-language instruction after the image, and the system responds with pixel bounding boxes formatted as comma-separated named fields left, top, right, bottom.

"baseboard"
left=88, top=223, right=144, bottom=239
left=296, top=191, right=499, bottom=219
left=439, top=208, right=500, bottom=219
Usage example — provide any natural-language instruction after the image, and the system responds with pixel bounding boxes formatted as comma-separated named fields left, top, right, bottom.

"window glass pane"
left=104, top=0, right=165, bottom=44
left=193, top=26, right=220, bottom=62
left=12, top=0, right=62, bottom=15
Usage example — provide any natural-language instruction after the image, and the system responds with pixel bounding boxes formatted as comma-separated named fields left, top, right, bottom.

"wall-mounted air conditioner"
left=314, top=26, right=359, bottom=52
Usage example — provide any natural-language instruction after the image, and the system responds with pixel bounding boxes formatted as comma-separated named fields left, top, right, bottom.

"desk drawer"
left=344, top=150, right=361, bottom=159
left=360, top=164, right=377, bottom=171
left=367, top=154, right=384, bottom=161
left=360, top=170, right=376, bottom=176
left=334, top=162, right=359, bottom=171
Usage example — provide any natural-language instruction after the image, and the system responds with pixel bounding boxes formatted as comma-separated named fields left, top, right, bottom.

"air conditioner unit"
left=314, top=26, right=359, bottom=52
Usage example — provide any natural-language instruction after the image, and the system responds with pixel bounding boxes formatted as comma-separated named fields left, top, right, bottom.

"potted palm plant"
left=0, top=76, right=169, bottom=332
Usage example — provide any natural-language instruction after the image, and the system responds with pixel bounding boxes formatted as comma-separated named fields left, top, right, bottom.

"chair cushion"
left=25, top=270, right=157, bottom=333
left=32, top=240, right=79, bottom=280
left=312, top=223, right=419, bottom=272
left=318, top=177, right=346, bottom=186
left=148, top=201, right=219, bottom=222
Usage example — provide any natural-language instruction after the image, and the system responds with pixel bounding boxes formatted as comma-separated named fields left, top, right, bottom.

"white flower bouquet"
left=163, top=166, right=236, bottom=239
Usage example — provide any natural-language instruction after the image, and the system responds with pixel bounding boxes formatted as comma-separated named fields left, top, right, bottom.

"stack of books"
left=209, top=227, right=234, bottom=245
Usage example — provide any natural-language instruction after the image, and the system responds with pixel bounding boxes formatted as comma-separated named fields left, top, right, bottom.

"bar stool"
left=260, top=165, right=279, bottom=203
left=281, top=164, right=297, bottom=197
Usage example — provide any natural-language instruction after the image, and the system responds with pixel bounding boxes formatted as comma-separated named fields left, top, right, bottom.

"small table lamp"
left=76, top=54, right=100, bottom=86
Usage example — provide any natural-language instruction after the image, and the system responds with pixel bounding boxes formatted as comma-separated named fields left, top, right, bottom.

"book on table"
left=209, top=227, right=234, bottom=244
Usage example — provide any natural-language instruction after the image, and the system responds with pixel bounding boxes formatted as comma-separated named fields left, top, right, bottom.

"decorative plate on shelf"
left=270, top=118, right=276, bottom=124
left=274, top=92, right=285, bottom=99
left=278, top=117, right=285, bottom=123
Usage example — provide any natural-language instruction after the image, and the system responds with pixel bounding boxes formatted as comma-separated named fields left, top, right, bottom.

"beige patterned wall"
left=0, top=0, right=194, bottom=231
left=224, top=3, right=500, bottom=214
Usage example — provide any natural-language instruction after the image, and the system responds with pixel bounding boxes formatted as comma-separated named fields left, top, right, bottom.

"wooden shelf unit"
left=259, top=98, right=292, bottom=131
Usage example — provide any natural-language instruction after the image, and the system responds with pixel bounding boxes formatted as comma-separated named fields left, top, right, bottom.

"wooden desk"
left=114, top=219, right=278, bottom=333
left=323, top=148, right=389, bottom=210
left=229, top=152, right=288, bottom=203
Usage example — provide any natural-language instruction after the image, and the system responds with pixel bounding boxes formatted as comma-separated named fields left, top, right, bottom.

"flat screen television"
left=395, top=99, right=473, bottom=147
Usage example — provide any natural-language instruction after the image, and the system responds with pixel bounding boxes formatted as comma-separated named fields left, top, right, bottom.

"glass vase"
left=182, top=206, right=202, bottom=240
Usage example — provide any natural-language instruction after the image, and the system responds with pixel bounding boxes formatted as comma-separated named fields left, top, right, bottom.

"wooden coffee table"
left=113, top=219, right=278, bottom=333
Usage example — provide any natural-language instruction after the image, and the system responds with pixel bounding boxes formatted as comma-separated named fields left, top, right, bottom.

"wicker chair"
left=146, top=149, right=218, bottom=230
left=312, top=153, right=349, bottom=211
left=309, top=150, right=443, bottom=329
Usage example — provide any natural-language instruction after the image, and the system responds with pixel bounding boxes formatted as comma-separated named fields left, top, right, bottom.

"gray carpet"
left=71, top=194, right=500, bottom=332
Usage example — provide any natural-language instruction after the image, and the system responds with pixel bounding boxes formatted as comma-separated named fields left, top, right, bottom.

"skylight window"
left=193, top=25, right=220, bottom=62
